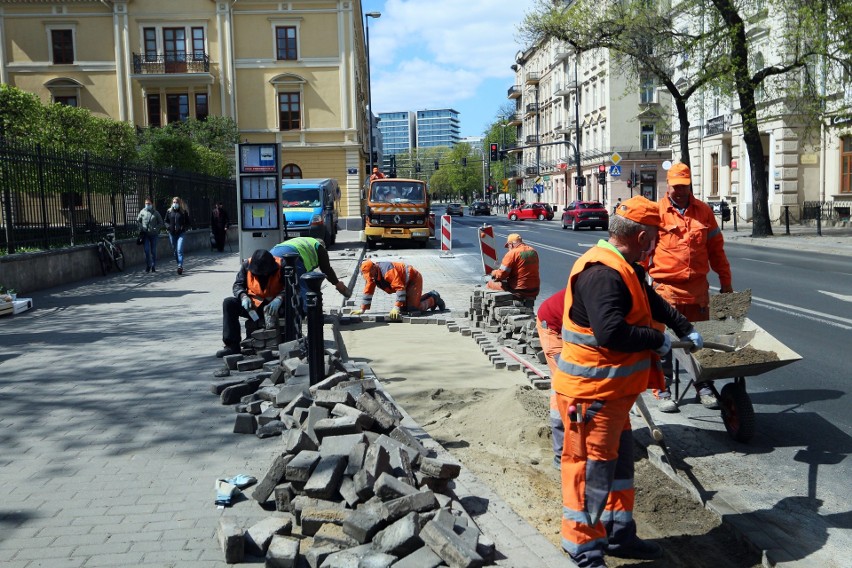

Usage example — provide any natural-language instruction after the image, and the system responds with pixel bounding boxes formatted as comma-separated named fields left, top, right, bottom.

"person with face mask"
left=552, top=196, right=700, bottom=567
left=164, top=196, right=191, bottom=275
left=648, top=163, right=733, bottom=412
left=136, top=197, right=164, bottom=273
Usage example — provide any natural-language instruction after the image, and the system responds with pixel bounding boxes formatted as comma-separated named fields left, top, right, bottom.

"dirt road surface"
left=341, top=322, right=762, bottom=568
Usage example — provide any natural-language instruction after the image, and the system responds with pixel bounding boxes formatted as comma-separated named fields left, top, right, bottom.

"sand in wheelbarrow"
left=710, top=288, right=752, bottom=320
left=694, top=345, right=780, bottom=368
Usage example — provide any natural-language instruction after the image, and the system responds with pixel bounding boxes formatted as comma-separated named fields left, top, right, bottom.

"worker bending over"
left=351, top=259, right=444, bottom=320
left=487, top=233, right=540, bottom=301
left=270, top=236, right=350, bottom=314
left=553, top=196, right=702, bottom=567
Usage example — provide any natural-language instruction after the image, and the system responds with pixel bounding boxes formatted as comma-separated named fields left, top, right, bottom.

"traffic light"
left=415, top=162, right=421, bottom=173
left=626, top=179, right=633, bottom=189
left=489, top=143, right=499, bottom=162
left=500, top=149, right=508, bottom=161
left=597, top=164, right=607, bottom=186
left=434, top=160, right=439, bottom=171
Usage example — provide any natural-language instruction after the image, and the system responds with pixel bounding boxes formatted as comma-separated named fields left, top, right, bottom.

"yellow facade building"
left=0, top=0, right=371, bottom=219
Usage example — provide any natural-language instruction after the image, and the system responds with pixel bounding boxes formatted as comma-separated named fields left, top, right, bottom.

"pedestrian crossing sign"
left=609, top=165, right=622, bottom=177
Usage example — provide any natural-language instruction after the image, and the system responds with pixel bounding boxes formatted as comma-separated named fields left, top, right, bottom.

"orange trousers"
left=556, top=392, right=638, bottom=565
left=537, top=318, right=565, bottom=460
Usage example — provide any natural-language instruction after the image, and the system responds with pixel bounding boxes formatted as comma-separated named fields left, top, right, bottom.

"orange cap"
left=615, top=196, right=661, bottom=227
left=505, top=233, right=522, bottom=248
left=667, top=162, right=692, bottom=186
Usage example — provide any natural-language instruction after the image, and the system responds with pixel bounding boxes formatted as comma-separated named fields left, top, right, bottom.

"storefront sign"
left=800, top=154, right=818, bottom=165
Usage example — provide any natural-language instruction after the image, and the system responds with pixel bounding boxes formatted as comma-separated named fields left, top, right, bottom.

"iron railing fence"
left=801, top=200, right=851, bottom=222
left=0, top=138, right=236, bottom=254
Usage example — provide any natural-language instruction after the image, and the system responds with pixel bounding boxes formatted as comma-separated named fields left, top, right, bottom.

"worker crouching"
left=487, top=233, right=540, bottom=302
left=350, top=259, right=445, bottom=320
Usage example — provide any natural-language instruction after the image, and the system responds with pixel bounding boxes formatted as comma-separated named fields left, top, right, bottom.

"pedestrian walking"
left=136, top=197, right=164, bottom=273
left=211, top=201, right=230, bottom=252
left=164, top=196, right=191, bottom=275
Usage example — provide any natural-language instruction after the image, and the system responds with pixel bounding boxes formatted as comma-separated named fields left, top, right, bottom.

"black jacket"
left=165, top=208, right=191, bottom=235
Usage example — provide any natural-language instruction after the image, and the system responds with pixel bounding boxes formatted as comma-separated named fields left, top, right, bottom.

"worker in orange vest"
left=535, top=289, right=568, bottom=470
left=552, top=196, right=702, bottom=567
left=649, top=162, right=733, bottom=412
left=350, top=259, right=444, bottom=320
left=486, top=233, right=540, bottom=300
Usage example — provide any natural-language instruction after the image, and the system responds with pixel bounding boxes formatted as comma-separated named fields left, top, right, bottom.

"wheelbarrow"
left=669, top=318, right=801, bottom=443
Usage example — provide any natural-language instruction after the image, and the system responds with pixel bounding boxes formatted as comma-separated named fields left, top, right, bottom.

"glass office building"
left=416, top=108, right=460, bottom=149
left=377, top=111, right=415, bottom=172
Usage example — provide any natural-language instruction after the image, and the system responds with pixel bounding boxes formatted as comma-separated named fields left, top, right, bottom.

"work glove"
left=680, top=329, right=704, bottom=353
left=265, top=297, right=282, bottom=317
left=654, top=333, right=672, bottom=356
left=214, top=479, right=239, bottom=508
left=350, top=308, right=365, bottom=316
left=335, top=281, right=352, bottom=298
left=240, top=294, right=251, bottom=311
left=388, top=307, right=401, bottom=321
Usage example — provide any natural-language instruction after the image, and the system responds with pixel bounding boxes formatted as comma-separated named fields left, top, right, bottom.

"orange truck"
left=362, top=178, right=431, bottom=249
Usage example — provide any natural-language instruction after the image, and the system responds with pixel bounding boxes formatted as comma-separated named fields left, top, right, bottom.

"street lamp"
left=365, top=11, right=381, bottom=176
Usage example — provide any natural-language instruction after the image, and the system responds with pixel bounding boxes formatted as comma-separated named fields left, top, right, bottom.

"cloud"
left=367, top=0, right=537, bottom=113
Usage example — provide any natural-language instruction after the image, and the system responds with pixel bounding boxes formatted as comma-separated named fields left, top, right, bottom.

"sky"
left=362, top=0, right=538, bottom=139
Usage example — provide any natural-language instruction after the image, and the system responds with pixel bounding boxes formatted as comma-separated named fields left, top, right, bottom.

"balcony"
left=525, top=134, right=540, bottom=145
left=507, top=165, right=523, bottom=178
left=133, top=52, right=210, bottom=74
left=524, top=103, right=540, bottom=116
left=554, top=82, right=577, bottom=97
left=506, top=142, right=523, bottom=154
left=507, top=113, right=523, bottom=126
left=525, top=71, right=541, bottom=85
left=507, top=85, right=522, bottom=99
left=554, top=50, right=571, bottom=64
left=705, top=114, right=731, bottom=137
left=525, top=166, right=540, bottom=176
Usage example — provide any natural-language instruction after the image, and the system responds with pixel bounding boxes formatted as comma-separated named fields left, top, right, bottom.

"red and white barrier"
left=428, top=213, right=436, bottom=238
left=479, top=224, right=498, bottom=275
left=440, top=215, right=452, bottom=254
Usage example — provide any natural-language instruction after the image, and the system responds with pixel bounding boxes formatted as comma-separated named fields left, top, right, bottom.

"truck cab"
left=281, top=178, right=340, bottom=246
left=363, top=178, right=430, bottom=249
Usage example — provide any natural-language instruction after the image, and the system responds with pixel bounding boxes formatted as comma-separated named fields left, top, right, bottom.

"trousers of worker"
left=399, top=270, right=438, bottom=312
left=536, top=317, right=565, bottom=461
left=555, top=393, right=638, bottom=566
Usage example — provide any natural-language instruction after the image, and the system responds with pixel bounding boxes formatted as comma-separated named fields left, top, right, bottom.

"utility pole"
left=573, top=48, right=583, bottom=201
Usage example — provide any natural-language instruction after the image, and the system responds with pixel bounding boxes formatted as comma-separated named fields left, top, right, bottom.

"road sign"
left=610, top=152, right=622, bottom=165
left=501, top=179, right=509, bottom=192
left=609, top=165, right=622, bottom=177
left=533, top=183, right=545, bottom=194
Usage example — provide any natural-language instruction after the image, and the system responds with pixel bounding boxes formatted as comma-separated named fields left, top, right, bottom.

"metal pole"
left=733, top=205, right=738, bottom=232
left=365, top=13, right=381, bottom=174
left=574, top=49, right=583, bottom=201
left=784, top=205, right=790, bottom=235
left=302, top=272, right=326, bottom=386
left=280, top=252, right=302, bottom=341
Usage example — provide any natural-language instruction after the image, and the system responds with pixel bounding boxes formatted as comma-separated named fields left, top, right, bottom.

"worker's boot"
left=429, top=290, right=445, bottom=311
left=606, top=536, right=663, bottom=560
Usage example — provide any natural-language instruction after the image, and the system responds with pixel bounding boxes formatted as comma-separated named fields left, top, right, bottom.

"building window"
left=842, top=137, right=852, bottom=194
left=147, top=95, right=161, bottom=127
left=276, top=26, right=297, bottom=60
left=191, top=27, right=205, bottom=60
left=641, top=124, right=655, bottom=150
left=166, top=94, right=189, bottom=123
left=711, top=153, right=719, bottom=196
left=282, top=164, right=302, bottom=179
left=51, top=29, right=74, bottom=64
left=195, top=93, right=208, bottom=120
left=54, top=96, right=78, bottom=107
left=640, top=77, right=654, bottom=104
left=143, top=27, right=157, bottom=60
left=278, top=92, right=301, bottom=131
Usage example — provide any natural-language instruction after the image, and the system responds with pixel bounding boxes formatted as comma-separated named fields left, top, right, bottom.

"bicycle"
left=96, top=228, right=126, bottom=275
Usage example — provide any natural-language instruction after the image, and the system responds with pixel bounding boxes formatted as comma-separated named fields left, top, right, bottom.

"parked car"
left=508, top=203, right=549, bottom=221
left=561, top=200, right=609, bottom=230
left=531, top=202, right=555, bottom=220
left=446, top=202, right=464, bottom=216
left=708, top=200, right=732, bottom=222
left=469, top=200, right=492, bottom=216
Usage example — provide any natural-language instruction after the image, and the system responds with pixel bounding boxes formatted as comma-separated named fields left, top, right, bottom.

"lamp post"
left=573, top=48, right=583, bottom=200
left=365, top=11, right=381, bottom=176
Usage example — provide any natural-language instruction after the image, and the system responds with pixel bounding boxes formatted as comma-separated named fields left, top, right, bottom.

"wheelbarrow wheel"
left=720, top=381, right=755, bottom=443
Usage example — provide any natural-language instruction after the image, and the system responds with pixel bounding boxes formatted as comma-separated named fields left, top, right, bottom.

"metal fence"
left=0, top=138, right=236, bottom=254
left=801, top=200, right=852, bottom=223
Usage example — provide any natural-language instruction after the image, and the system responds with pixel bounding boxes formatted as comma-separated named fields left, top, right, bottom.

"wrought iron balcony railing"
left=132, top=52, right=211, bottom=74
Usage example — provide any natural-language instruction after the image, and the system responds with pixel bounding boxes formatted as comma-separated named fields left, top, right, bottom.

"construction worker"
left=553, top=196, right=701, bottom=567
left=486, top=233, right=540, bottom=301
left=270, top=236, right=350, bottom=314
left=369, top=166, right=385, bottom=181
left=350, top=259, right=444, bottom=320
left=535, top=289, right=567, bottom=469
left=649, top=162, right=733, bottom=412
left=216, top=249, right=287, bottom=358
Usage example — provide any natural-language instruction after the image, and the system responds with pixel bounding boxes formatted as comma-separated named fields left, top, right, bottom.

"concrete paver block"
left=342, top=509, right=387, bottom=544
left=304, top=455, right=346, bottom=500
left=420, top=519, right=483, bottom=568
left=265, top=534, right=299, bottom=568
left=285, top=450, right=321, bottom=483
left=374, top=472, right=417, bottom=501
left=390, top=544, right=443, bottom=568
left=372, top=512, right=422, bottom=557
left=216, top=517, right=244, bottom=564
left=253, top=454, right=294, bottom=504
left=244, top=515, right=292, bottom=557
left=234, top=412, right=258, bottom=434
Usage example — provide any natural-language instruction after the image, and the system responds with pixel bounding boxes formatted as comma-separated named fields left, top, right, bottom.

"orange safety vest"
left=246, top=257, right=285, bottom=307
left=553, top=243, right=662, bottom=400
left=362, top=261, right=417, bottom=309
left=492, top=243, right=540, bottom=296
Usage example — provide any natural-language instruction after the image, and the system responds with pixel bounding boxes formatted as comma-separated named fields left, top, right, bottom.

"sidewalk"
left=718, top=219, right=852, bottom=256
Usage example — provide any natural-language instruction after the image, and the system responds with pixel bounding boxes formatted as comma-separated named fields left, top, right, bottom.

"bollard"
left=733, top=205, right=738, bottom=232
left=817, top=211, right=822, bottom=236
left=784, top=205, right=790, bottom=235
left=281, top=252, right=302, bottom=341
left=302, top=272, right=326, bottom=386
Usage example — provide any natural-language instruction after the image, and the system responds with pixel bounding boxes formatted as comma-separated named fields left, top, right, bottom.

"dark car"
left=445, top=203, right=464, bottom=216
left=708, top=200, right=731, bottom=222
left=561, top=200, right=609, bottom=230
left=469, top=200, right=491, bottom=216
left=508, top=203, right=549, bottom=221
left=531, top=202, right=555, bottom=220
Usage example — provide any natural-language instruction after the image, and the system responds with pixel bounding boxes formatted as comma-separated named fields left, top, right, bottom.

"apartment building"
left=415, top=108, right=460, bottom=149
left=0, top=0, right=371, bottom=219
left=673, top=2, right=851, bottom=222
left=508, top=38, right=672, bottom=210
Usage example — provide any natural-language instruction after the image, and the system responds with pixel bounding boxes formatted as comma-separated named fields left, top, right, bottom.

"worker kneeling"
left=270, top=236, right=351, bottom=314
left=216, top=250, right=287, bottom=358
left=351, top=259, right=444, bottom=320
left=486, top=233, right=540, bottom=302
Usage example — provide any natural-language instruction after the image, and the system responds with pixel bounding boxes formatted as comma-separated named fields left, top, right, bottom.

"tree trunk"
left=675, top=96, right=692, bottom=167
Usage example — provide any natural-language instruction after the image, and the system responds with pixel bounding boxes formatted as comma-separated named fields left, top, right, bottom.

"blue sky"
left=362, top=0, right=538, bottom=138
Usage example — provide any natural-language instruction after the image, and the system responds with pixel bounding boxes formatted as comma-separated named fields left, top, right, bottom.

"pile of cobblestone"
left=210, top=326, right=496, bottom=567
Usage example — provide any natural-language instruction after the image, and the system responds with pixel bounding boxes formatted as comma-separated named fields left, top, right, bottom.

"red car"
left=561, top=200, right=609, bottom=230
left=531, top=202, right=555, bottom=220
left=508, top=203, right=549, bottom=221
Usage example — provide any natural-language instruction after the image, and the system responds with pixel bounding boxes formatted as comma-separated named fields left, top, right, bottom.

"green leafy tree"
left=0, top=84, right=45, bottom=140
left=483, top=105, right=518, bottom=191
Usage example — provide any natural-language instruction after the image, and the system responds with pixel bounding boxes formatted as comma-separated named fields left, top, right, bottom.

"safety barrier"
left=428, top=213, right=436, bottom=238
left=478, top=224, right=498, bottom=275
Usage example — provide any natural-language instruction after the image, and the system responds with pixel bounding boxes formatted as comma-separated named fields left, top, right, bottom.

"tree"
left=483, top=104, right=519, bottom=189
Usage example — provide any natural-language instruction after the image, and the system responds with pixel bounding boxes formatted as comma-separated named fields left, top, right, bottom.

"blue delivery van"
left=281, top=178, right=340, bottom=246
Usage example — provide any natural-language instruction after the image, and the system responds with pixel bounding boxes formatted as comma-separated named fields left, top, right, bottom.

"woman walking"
left=137, top=197, right=164, bottom=272
left=164, top=196, right=191, bottom=275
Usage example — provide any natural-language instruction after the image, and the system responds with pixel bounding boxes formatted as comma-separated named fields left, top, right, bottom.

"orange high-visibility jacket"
left=553, top=243, right=662, bottom=400
left=649, top=196, right=731, bottom=306
left=246, top=257, right=285, bottom=307
left=361, top=261, right=418, bottom=309
left=492, top=243, right=540, bottom=296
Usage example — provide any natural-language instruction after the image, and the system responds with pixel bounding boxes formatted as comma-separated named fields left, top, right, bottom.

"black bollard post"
left=733, top=205, right=737, bottom=232
left=281, top=252, right=302, bottom=341
left=817, top=209, right=822, bottom=236
left=784, top=205, right=790, bottom=235
left=302, top=272, right=326, bottom=386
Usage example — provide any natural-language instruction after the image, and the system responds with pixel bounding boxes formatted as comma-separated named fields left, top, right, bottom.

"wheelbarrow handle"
left=671, top=340, right=736, bottom=352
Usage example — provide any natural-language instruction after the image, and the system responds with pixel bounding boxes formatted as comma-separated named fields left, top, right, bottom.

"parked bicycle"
left=96, top=228, right=126, bottom=275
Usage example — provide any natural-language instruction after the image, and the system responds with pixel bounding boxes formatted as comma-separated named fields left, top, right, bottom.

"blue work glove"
left=654, top=333, right=672, bottom=356
left=214, top=479, right=239, bottom=507
left=680, top=329, right=704, bottom=353
left=265, top=297, right=283, bottom=317
left=240, top=294, right=251, bottom=311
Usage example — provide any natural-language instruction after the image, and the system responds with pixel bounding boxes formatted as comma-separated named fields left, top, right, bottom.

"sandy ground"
left=341, top=323, right=761, bottom=567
